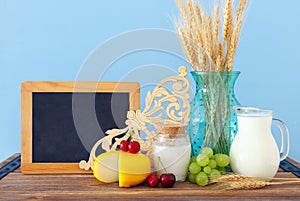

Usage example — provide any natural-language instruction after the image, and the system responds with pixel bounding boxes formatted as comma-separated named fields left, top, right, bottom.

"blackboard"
left=21, top=82, right=140, bottom=174
left=32, top=92, right=129, bottom=163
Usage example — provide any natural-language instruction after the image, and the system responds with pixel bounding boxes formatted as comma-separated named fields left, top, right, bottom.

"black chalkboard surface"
left=21, top=82, right=140, bottom=174
left=32, top=92, right=129, bottom=163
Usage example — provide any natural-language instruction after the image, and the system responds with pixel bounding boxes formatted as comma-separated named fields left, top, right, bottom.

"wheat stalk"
left=223, top=0, right=233, bottom=42
left=220, top=180, right=300, bottom=190
left=236, top=0, right=248, bottom=22
left=212, top=5, right=220, bottom=69
left=226, top=35, right=236, bottom=71
left=179, top=27, right=198, bottom=70
left=187, top=1, right=196, bottom=35
left=177, top=0, right=189, bottom=27
left=224, top=180, right=271, bottom=190
left=213, top=174, right=300, bottom=190
left=178, top=27, right=192, bottom=67
left=214, top=174, right=300, bottom=182
left=212, top=174, right=249, bottom=182
left=206, top=16, right=213, bottom=56
left=227, top=0, right=248, bottom=71
left=192, top=3, right=203, bottom=49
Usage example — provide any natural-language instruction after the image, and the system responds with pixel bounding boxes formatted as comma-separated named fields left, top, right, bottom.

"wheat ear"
left=217, top=42, right=225, bottom=71
left=223, top=0, right=233, bottom=42
left=226, top=35, right=236, bottom=71
left=177, top=0, right=189, bottom=26
left=212, top=174, right=249, bottom=183
left=222, top=180, right=300, bottom=190
left=236, top=0, right=248, bottom=22
left=212, top=5, right=220, bottom=69
left=224, top=180, right=271, bottom=190
left=206, top=16, right=213, bottom=57
left=178, top=27, right=195, bottom=70
left=191, top=1, right=202, bottom=49
left=227, top=0, right=247, bottom=71
left=215, top=174, right=300, bottom=183
left=187, top=1, right=195, bottom=31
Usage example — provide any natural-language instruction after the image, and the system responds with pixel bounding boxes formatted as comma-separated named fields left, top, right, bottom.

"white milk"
left=152, top=144, right=191, bottom=181
left=230, top=116, right=281, bottom=180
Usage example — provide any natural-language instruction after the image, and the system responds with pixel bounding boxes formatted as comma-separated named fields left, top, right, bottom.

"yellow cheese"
left=93, top=151, right=151, bottom=187
left=119, top=152, right=151, bottom=187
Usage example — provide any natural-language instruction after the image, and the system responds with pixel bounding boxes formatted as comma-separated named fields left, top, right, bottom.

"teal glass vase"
left=187, top=71, right=241, bottom=156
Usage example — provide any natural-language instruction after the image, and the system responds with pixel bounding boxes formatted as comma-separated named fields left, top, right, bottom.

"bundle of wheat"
left=177, top=0, right=248, bottom=72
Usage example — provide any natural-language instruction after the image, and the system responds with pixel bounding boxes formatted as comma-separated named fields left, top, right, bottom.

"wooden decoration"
left=80, top=66, right=191, bottom=171
left=21, top=82, right=140, bottom=174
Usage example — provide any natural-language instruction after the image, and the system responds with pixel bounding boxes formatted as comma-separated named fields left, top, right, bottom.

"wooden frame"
left=21, top=81, right=140, bottom=174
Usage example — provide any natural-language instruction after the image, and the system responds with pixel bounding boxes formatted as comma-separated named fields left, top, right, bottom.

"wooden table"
left=1, top=154, right=300, bottom=200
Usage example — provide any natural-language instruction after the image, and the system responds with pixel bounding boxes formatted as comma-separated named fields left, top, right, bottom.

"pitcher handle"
left=272, top=118, right=290, bottom=161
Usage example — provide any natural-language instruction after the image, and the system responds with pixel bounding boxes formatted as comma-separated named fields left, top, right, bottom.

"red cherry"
left=128, top=141, right=140, bottom=153
left=120, top=140, right=129, bottom=152
left=146, top=173, right=160, bottom=187
left=160, top=173, right=176, bottom=188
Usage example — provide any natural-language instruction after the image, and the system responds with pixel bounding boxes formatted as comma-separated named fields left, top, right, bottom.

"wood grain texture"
left=21, top=81, right=140, bottom=111
left=0, top=171, right=299, bottom=200
left=21, top=163, right=92, bottom=174
left=21, top=82, right=32, bottom=168
left=1, top=155, right=300, bottom=201
left=21, top=82, right=140, bottom=174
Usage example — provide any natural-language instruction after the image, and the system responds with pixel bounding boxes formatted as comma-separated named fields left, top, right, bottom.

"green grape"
left=190, top=156, right=196, bottom=164
left=189, top=162, right=201, bottom=174
left=216, top=166, right=226, bottom=175
left=203, top=166, right=212, bottom=174
left=209, top=169, right=221, bottom=181
left=188, top=173, right=197, bottom=184
left=195, top=172, right=208, bottom=186
left=196, top=153, right=209, bottom=167
left=208, top=159, right=217, bottom=169
left=214, top=154, right=230, bottom=167
left=201, top=147, right=213, bottom=158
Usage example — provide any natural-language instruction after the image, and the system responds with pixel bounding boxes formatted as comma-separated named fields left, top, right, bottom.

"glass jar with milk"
left=152, top=124, right=191, bottom=181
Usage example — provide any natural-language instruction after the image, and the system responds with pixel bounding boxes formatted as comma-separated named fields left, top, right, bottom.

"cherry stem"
left=129, top=130, right=135, bottom=141
left=158, top=157, right=167, bottom=173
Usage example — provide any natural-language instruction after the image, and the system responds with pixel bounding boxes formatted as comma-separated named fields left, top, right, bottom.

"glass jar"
left=152, top=124, right=191, bottom=181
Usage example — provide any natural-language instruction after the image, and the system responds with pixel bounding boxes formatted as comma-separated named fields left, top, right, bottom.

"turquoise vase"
left=187, top=71, right=240, bottom=156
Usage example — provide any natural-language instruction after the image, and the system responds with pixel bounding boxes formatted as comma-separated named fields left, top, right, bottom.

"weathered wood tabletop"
left=1, top=154, right=300, bottom=201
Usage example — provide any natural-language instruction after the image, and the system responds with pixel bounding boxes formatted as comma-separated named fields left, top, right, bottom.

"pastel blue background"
left=1, top=0, right=300, bottom=163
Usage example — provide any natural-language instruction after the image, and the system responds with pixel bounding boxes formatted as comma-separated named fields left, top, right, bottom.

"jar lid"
left=157, top=124, right=186, bottom=134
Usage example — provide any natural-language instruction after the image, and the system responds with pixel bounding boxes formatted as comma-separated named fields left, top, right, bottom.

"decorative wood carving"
left=79, top=66, right=191, bottom=171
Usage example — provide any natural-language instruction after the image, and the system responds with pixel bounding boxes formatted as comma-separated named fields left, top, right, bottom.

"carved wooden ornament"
left=79, top=66, right=191, bottom=171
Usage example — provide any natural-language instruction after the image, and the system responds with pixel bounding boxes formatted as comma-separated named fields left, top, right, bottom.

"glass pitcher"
left=230, top=106, right=290, bottom=180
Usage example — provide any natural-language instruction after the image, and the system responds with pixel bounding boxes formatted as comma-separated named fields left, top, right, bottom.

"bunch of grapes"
left=188, top=147, right=230, bottom=186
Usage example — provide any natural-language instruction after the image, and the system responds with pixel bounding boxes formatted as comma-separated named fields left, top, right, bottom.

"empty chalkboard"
left=21, top=82, right=140, bottom=174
